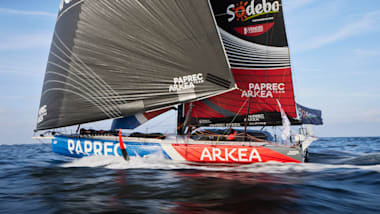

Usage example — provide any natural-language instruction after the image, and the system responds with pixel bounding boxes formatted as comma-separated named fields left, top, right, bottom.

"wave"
left=61, top=154, right=380, bottom=174
left=336, top=153, right=380, bottom=166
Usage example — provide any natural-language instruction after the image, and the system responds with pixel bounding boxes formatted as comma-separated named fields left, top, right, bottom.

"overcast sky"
left=0, top=0, right=379, bottom=144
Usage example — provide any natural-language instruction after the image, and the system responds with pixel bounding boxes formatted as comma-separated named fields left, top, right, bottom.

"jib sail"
left=189, top=0, right=299, bottom=127
left=36, top=0, right=235, bottom=131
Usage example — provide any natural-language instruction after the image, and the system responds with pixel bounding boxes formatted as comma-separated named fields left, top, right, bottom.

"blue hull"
left=52, top=135, right=171, bottom=159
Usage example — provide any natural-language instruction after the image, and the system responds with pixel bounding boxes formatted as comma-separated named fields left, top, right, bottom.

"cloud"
left=0, top=64, right=46, bottom=76
left=354, top=49, right=380, bottom=57
left=0, top=8, right=56, bottom=17
left=299, top=10, right=380, bottom=51
left=0, top=33, right=52, bottom=51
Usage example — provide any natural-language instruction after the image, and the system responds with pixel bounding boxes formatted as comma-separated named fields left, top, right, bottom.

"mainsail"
left=189, top=0, right=299, bottom=127
left=36, top=0, right=236, bottom=131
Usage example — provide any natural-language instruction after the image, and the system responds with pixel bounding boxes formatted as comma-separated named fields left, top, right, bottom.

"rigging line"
left=43, top=77, right=117, bottom=118
left=218, top=98, right=249, bottom=140
left=51, top=40, right=122, bottom=113
left=54, top=32, right=124, bottom=106
left=216, top=97, right=250, bottom=143
left=244, top=96, right=252, bottom=139
left=49, top=48, right=121, bottom=116
left=41, top=88, right=116, bottom=119
left=46, top=61, right=119, bottom=118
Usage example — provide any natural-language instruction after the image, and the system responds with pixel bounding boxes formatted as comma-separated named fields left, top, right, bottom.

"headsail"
left=36, top=0, right=235, bottom=131
left=189, top=0, right=298, bottom=127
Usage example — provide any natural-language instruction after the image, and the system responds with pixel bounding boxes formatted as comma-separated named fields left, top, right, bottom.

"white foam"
left=61, top=154, right=380, bottom=173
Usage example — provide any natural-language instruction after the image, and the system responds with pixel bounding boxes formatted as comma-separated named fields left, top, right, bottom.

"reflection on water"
left=73, top=169, right=302, bottom=213
left=168, top=171, right=300, bottom=214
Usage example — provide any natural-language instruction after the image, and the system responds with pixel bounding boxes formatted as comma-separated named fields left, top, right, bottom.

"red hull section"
left=172, top=144, right=301, bottom=164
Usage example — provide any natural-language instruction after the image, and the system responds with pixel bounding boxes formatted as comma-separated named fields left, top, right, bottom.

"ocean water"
left=0, top=137, right=379, bottom=214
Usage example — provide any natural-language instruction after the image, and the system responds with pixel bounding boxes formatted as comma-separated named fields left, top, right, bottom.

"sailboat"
left=35, top=0, right=323, bottom=163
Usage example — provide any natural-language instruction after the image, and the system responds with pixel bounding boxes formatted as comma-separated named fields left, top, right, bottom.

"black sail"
left=36, top=0, right=235, bottom=131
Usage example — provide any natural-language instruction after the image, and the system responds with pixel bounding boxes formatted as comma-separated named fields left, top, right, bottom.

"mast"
left=177, top=104, right=185, bottom=135
left=244, top=97, right=252, bottom=140
left=183, top=103, right=194, bottom=134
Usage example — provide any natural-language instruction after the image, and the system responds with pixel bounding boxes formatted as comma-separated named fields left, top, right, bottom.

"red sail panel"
left=232, top=68, right=296, bottom=117
left=191, top=68, right=297, bottom=119
left=144, top=109, right=171, bottom=121
left=111, top=108, right=171, bottom=130
left=190, top=0, right=298, bottom=127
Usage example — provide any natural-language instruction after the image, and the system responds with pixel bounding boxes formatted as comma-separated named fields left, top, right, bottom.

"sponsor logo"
left=226, top=0, right=280, bottom=23
left=210, top=123, right=240, bottom=127
left=247, top=114, right=265, bottom=122
left=226, top=0, right=280, bottom=37
left=241, top=82, right=285, bottom=98
left=199, top=119, right=212, bottom=124
left=234, top=22, right=274, bottom=37
left=59, top=0, right=75, bottom=11
left=67, top=139, right=121, bottom=156
left=169, top=73, right=204, bottom=92
left=37, top=105, right=47, bottom=124
left=200, top=147, right=262, bottom=162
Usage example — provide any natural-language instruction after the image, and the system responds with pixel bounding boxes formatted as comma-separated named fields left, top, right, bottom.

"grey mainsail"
left=36, top=0, right=235, bottom=131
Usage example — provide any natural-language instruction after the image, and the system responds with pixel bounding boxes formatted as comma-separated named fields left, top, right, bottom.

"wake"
left=61, top=153, right=380, bottom=173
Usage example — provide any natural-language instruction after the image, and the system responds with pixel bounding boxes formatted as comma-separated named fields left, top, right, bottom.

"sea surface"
left=0, top=137, right=379, bottom=214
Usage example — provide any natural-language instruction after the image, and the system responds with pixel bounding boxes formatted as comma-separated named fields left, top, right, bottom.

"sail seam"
left=41, top=88, right=115, bottom=119
left=48, top=50, right=121, bottom=117
left=50, top=42, right=122, bottom=117
left=54, top=32, right=123, bottom=106
left=54, top=32, right=123, bottom=115
left=46, top=57, right=120, bottom=117
left=44, top=71, right=118, bottom=118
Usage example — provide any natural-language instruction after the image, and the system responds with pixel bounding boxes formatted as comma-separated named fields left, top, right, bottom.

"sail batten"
left=36, top=0, right=235, bottom=131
